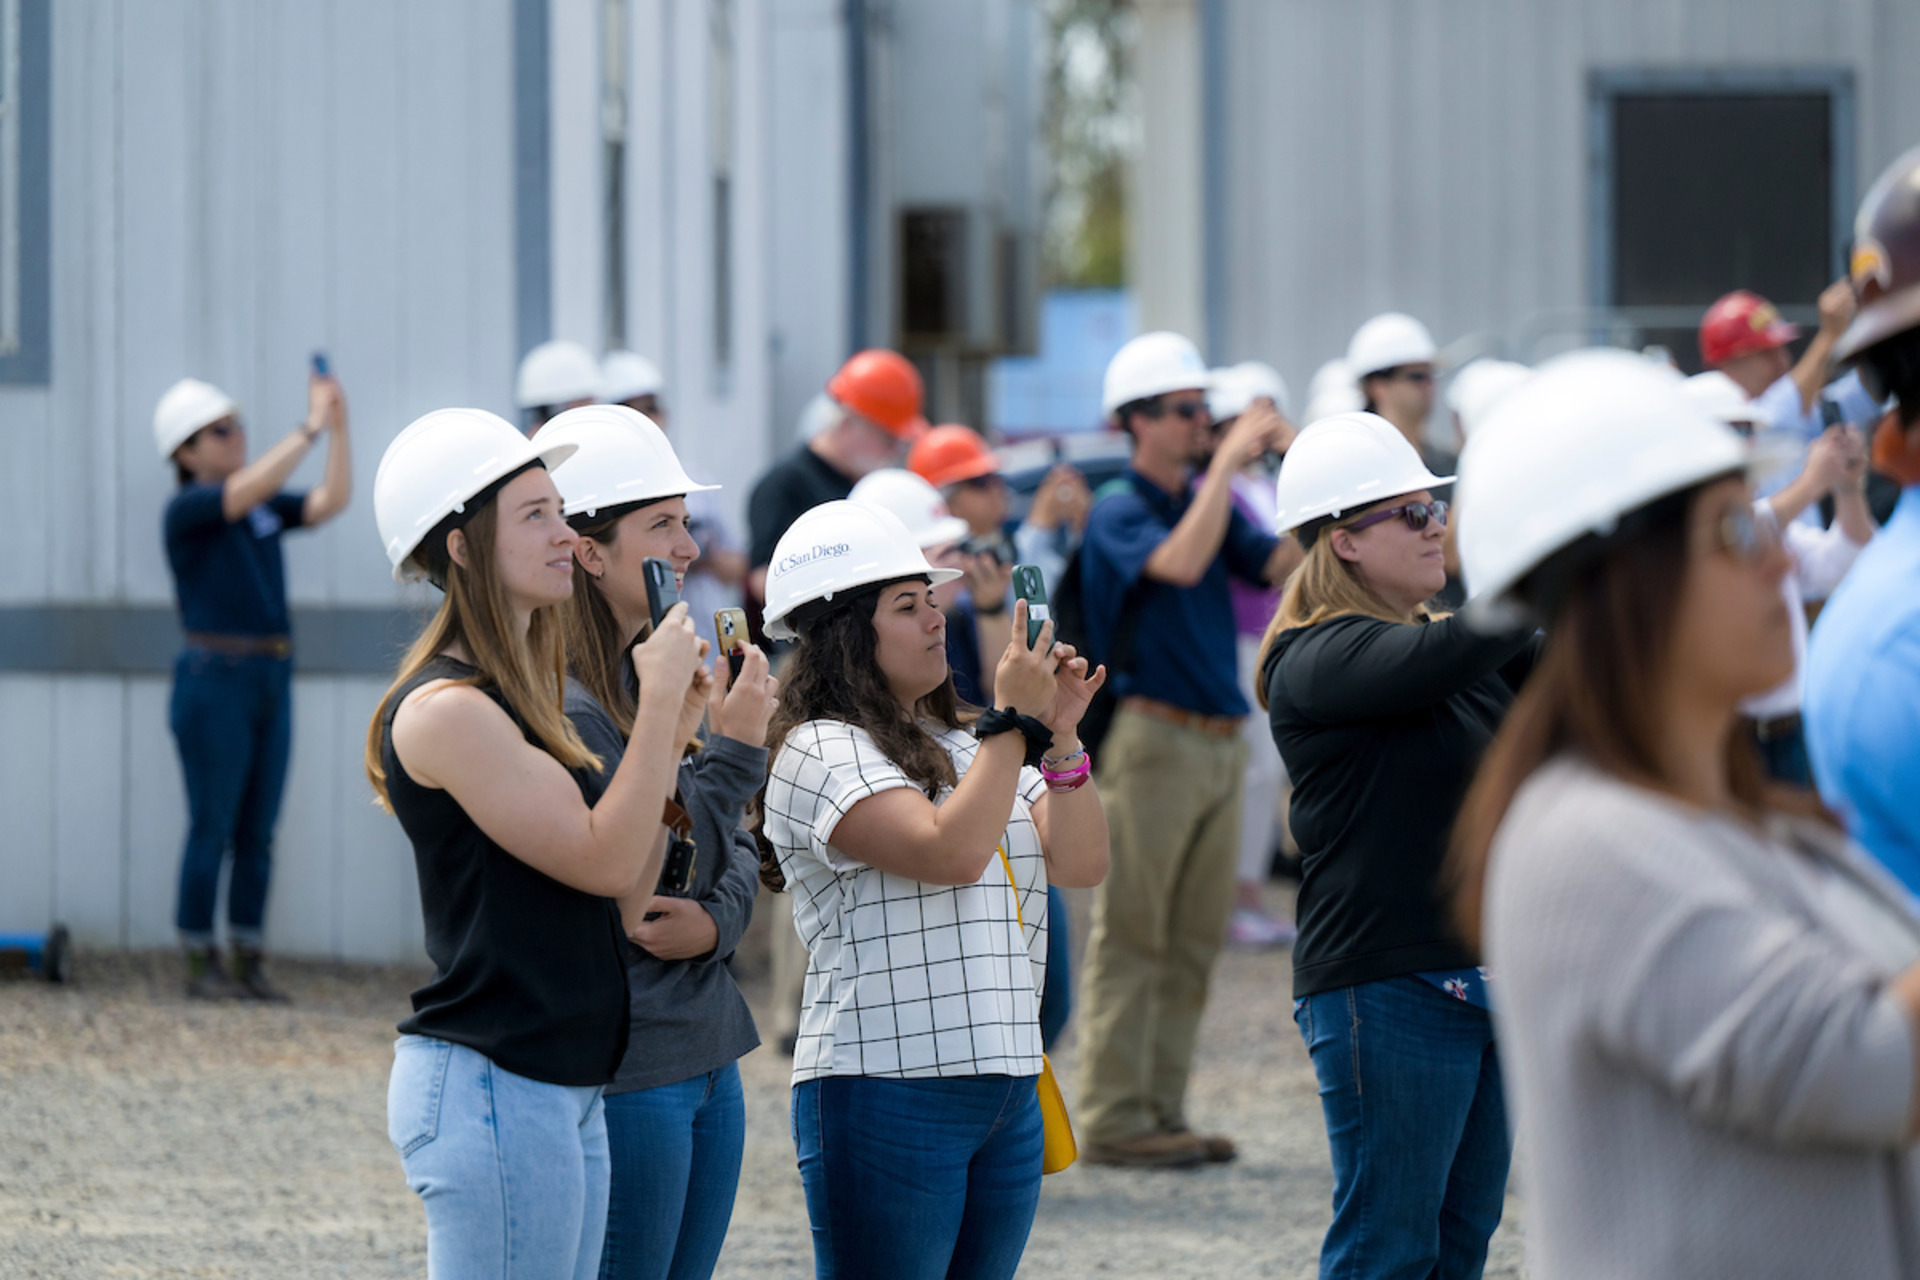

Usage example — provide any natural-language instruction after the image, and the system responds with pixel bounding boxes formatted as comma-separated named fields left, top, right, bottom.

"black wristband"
left=972, top=706, right=1054, bottom=767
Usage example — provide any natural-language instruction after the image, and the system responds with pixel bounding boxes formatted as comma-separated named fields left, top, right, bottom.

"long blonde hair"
left=562, top=510, right=646, bottom=739
left=364, top=497, right=600, bottom=809
left=1253, top=517, right=1432, bottom=711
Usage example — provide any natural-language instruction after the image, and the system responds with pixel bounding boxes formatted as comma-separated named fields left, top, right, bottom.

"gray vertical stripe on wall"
left=514, top=0, right=552, bottom=361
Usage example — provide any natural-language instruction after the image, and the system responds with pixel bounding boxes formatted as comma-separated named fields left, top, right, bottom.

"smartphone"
left=714, top=608, right=750, bottom=685
left=642, top=558, right=679, bottom=629
left=310, top=351, right=330, bottom=379
left=656, top=834, right=698, bottom=898
left=1012, top=564, right=1049, bottom=650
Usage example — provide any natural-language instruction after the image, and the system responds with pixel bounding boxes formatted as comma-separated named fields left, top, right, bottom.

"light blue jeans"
left=388, top=1035, right=610, bottom=1280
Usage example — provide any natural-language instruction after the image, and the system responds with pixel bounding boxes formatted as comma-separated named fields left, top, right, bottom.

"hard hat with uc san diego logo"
left=760, top=499, right=961, bottom=641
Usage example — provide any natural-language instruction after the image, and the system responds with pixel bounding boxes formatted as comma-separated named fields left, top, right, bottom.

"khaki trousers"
left=1076, top=705, right=1248, bottom=1144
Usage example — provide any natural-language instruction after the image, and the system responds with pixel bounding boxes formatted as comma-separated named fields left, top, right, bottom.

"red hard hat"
left=907, top=425, right=1000, bottom=488
left=827, top=350, right=928, bottom=440
left=1699, top=290, right=1799, bottom=367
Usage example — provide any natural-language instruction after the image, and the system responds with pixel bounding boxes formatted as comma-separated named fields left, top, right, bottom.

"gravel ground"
left=1, top=887, right=1524, bottom=1278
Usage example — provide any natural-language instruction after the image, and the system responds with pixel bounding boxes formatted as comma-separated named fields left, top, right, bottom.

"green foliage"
left=1042, top=0, right=1133, bottom=289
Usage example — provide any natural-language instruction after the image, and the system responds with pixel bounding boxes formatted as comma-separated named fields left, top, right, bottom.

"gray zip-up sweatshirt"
left=565, top=679, right=763, bottom=1094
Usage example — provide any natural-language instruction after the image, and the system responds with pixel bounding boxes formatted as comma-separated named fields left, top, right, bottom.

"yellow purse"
left=998, top=846, right=1078, bottom=1174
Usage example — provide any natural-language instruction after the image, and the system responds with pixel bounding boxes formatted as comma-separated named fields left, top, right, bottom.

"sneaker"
left=1227, top=908, right=1297, bottom=950
left=229, top=945, right=292, bottom=1003
left=184, top=948, right=248, bottom=1001
left=1082, top=1130, right=1209, bottom=1169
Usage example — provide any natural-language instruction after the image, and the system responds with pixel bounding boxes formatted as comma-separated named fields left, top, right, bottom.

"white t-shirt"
left=765, top=719, right=1049, bottom=1084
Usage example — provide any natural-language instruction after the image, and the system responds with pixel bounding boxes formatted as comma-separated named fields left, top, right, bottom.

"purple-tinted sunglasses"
left=1343, top=499, right=1448, bottom=534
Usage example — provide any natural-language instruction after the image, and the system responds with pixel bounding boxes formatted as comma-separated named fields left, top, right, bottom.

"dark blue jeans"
left=1294, top=977, right=1510, bottom=1280
left=598, top=1063, right=746, bottom=1280
left=791, top=1074, right=1042, bottom=1280
left=1039, top=885, right=1072, bottom=1050
left=169, top=649, right=293, bottom=943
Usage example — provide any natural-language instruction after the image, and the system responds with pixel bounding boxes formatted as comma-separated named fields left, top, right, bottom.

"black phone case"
left=643, top=559, right=679, bottom=628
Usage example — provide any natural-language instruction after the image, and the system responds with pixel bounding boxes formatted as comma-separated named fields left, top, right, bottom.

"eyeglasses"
left=1151, top=399, right=1210, bottom=422
left=1342, top=499, right=1448, bottom=534
left=1708, top=504, right=1779, bottom=564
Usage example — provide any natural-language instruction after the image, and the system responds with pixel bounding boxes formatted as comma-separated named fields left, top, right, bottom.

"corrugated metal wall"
left=1215, top=0, right=1920, bottom=398
left=0, top=0, right=516, bottom=961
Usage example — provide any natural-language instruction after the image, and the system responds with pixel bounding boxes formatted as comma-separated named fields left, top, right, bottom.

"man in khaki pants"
left=1075, top=333, right=1295, bottom=1166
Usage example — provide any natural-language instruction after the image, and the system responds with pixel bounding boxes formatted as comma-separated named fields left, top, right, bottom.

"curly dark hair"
left=753, top=579, right=969, bottom=891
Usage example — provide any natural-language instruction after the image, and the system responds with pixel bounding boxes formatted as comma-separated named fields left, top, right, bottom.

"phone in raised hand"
left=1012, top=564, right=1049, bottom=650
left=643, top=558, right=680, bottom=629
left=713, top=608, right=750, bottom=685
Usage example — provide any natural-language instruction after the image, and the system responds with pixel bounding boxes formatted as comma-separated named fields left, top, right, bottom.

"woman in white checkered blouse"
left=755, top=499, right=1109, bottom=1280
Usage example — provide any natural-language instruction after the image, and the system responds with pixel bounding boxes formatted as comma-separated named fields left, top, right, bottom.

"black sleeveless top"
left=383, top=656, right=630, bottom=1085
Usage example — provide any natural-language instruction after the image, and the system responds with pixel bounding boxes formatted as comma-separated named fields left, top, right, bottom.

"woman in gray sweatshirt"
left=1449, top=350, right=1920, bottom=1279
left=545, top=405, right=783, bottom=1280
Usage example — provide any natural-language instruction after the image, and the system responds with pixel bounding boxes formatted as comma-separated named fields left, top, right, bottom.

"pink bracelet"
left=1042, top=752, right=1092, bottom=792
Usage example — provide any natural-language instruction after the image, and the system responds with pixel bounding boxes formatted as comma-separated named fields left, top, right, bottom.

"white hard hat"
left=1679, top=370, right=1764, bottom=429
left=599, top=350, right=665, bottom=405
left=1271, top=412, right=1454, bottom=535
left=374, top=408, right=578, bottom=584
left=761, top=500, right=962, bottom=642
left=542, top=404, right=719, bottom=522
left=1447, top=360, right=1533, bottom=439
left=154, top=378, right=239, bottom=459
left=1102, top=331, right=1210, bottom=417
left=515, top=340, right=601, bottom=409
left=849, top=469, right=970, bottom=550
left=1347, top=313, right=1438, bottom=379
left=1302, top=359, right=1365, bottom=424
left=1208, top=361, right=1293, bottom=422
left=1457, top=348, right=1749, bottom=623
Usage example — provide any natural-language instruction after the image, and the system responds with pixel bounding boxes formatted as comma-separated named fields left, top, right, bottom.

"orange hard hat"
left=908, top=424, right=1000, bottom=488
left=1699, top=290, right=1798, bottom=367
left=827, top=349, right=928, bottom=440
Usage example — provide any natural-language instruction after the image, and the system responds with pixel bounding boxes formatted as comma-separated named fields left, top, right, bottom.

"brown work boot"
left=184, top=946, right=248, bottom=1001
left=1164, top=1125, right=1238, bottom=1163
left=1082, top=1129, right=1209, bottom=1169
left=229, top=944, right=291, bottom=1003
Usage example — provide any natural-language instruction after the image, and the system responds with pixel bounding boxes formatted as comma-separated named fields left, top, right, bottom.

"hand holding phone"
left=713, top=608, right=750, bottom=685
left=1012, top=564, right=1050, bottom=650
left=643, top=559, right=681, bottom=629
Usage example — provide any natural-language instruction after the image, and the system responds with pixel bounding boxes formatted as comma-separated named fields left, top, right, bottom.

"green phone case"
left=1013, top=564, right=1049, bottom=649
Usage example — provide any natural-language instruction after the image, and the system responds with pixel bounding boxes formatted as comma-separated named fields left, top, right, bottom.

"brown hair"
left=1253, top=505, right=1435, bottom=711
left=752, top=580, right=966, bottom=890
left=363, top=495, right=599, bottom=809
left=1447, top=480, right=1832, bottom=949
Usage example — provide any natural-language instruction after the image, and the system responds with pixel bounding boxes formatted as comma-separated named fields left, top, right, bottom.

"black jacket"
left=1263, top=613, right=1535, bottom=998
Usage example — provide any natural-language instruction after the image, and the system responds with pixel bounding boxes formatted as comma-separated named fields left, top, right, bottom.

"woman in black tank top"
left=365, top=408, right=713, bottom=1280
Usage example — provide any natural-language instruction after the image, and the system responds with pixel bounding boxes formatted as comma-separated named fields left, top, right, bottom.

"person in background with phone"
left=369, top=407, right=703, bottom=1280
left=755, top=499, right=1108, bottom=1280
left=154, top=358, right=352, bottom=1000
left=541, top=405, right=778, bottom=1280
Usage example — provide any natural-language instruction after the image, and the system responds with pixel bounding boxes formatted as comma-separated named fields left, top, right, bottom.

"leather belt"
left=1747, top=711, right=1803, bottom=743
left=1120, top=696, right=1243, bottom=739
left=185, top=632, right=293, bottom=659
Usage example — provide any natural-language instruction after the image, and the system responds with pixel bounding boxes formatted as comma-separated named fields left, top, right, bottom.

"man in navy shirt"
left=1075, top=332, right=1293, bottom=1167
left=155, top=372, right=352, bottom=999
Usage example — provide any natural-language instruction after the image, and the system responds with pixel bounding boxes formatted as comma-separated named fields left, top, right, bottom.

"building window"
left=0, top=0, right=48, bottom=385
left=601, top=0, right=629, bottom=349
left=709, top=0, right=733, bottom=371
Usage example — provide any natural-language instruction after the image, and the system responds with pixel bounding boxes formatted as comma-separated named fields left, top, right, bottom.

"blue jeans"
left=1039, top=885, right=1072, bottom=1050
left=1294, top=978, right=1510, bottom=1280
left=169, top=649, right=293, bottom=943
left=388, top=1035, right=610, bottom=1280
left=791, top=1074, right=1043, bottom=1280
left=599, top=1063, right=745, bottom=1280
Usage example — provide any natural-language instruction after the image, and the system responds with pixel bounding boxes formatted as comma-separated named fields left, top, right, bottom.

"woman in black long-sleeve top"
left=1257, top=413, right=1533, bottom=1280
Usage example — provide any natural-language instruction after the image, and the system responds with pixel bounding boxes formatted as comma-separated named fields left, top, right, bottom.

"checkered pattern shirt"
left=765, top=719, right=1050, bottom=1083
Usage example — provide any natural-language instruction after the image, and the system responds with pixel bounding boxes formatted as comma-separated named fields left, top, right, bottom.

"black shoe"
left=185, top=947, right=248, bottom=1001
left=229, top=945, right=291, bottom=1003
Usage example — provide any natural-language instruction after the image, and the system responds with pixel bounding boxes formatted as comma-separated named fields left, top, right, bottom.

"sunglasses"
left=1343, top=499, right=1448, bottom=534
left=1151, top=399, right=1210, bottom=422
left=956, top=473, right=1005, bottom=491
left=1708, top=504, right=1779, bottom=564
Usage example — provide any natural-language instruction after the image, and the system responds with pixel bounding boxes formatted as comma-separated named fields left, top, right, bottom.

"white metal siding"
left=1216, top=0, right=1920, bottom=393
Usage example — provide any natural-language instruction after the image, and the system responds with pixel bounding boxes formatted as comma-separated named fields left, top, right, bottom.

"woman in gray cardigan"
left=1449, top=350, right=1920, bottom=1279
